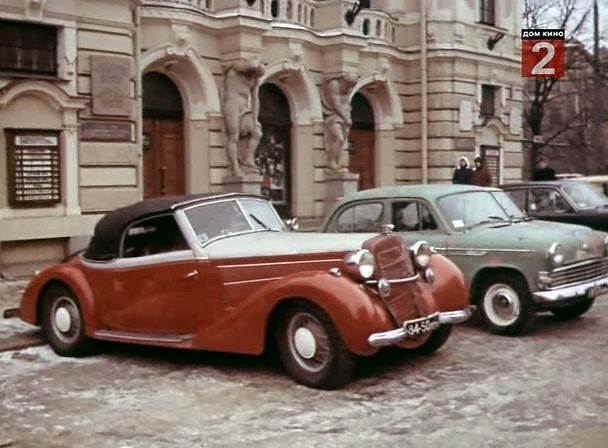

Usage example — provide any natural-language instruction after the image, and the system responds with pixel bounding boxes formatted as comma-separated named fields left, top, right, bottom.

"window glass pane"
left=505, top=189, right=527, bottom=211
left=123, top=215, right=188, bottom=258
left=0, top=20, right=57, bottom=75
left=238, top=199, right=283, bottom=231
left=493, top=191, right=526, bottom=217
left=420, top=204, right=438, bottom=230
left=337, top=203, right=383, bottom=233
left=529, top=189, right=570, bottom=213
left=438, top=191, right=508, bottom=230
left=185, top=201, right=251, bottom=244
left=562, top=183, right=608, bottom=209
left=393, top=202, right=420, bottom=231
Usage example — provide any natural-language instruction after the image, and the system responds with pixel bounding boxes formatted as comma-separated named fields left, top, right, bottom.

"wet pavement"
left=1, top=280, right=607, bottom=447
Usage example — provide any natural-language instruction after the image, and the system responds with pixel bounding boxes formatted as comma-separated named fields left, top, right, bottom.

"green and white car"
left=322, top=184, right=608, bottom=335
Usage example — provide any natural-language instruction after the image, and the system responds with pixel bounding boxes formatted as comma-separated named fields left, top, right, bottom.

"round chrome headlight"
left=548, top=242, right=564, bottom=268
left=410, top=241, right=433, bottom=270
left=345, top=249, right=376, bottom=280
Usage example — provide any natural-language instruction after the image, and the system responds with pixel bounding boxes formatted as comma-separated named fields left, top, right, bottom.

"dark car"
left=501, top=181, right=608, bottom=232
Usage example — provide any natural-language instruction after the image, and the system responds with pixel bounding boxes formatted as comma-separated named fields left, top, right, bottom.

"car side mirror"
left=284, top=217, right=299, bottom=231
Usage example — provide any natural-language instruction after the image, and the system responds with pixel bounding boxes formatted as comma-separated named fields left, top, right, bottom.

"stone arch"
left=140, top=44, right=220, bottom=195
left=0, top=80, right=87, bottom=112
left=140, top=43, right=221, bottom=119
left=257, top=60, right=322, bottom=218
left=0, top=80, right=87, bottom=214
left=348, top=74, right=403, bottom=186
left=349, top=74, right=403, bottom=130
left=259, top=60, right=323, bottom=125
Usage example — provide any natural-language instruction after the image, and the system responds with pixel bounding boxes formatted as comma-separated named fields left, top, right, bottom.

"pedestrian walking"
left=452, top=156, right=473, bottom=184
left=471, top=156, right=492, bottom=187
left=532, top=155, right=556, bottom=181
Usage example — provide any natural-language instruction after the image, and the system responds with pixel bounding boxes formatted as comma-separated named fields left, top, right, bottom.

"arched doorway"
left=257, top=83, right=292, bottom=218
left=349, top=92, right=375, bottom=190
left=142, top=72, right=185, bottom=198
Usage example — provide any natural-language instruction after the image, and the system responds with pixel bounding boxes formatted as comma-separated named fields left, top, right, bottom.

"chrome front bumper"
left=533, top=275, right=608, bottom=304
left=367, top=306, right=474, bottom=347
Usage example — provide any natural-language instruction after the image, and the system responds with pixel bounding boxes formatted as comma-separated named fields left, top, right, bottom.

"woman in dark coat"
left=471, top=156, right=493, bottom=187
left=452, top=156, right=473, bottom=184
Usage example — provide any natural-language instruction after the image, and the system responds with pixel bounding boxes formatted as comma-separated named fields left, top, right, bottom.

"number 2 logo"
left=531, top=42, right=556, bottom=76
left=521, top=29, right=565, bottom=79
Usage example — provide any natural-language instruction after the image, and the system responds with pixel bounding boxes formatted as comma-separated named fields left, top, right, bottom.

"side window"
left=529, top=189, right=570, bottom=213
left=393, top=202, right=420, bottom=231
left=336, top=202, right=384, bottom=232
left=506, top=189, right=527, bottom=211
left=122, top=215, right=188, bottom=258
left=419, top=203, right=438, bottom=231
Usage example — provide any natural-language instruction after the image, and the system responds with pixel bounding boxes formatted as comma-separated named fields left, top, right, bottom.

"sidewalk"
left=0, top=280, right=45, bottom=352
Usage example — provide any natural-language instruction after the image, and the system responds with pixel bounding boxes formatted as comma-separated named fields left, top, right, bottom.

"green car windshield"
left=437, top=191, right=525, bottom=231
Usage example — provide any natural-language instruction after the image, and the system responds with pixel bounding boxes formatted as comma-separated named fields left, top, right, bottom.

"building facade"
left=0, top=0, right=523, bottom=276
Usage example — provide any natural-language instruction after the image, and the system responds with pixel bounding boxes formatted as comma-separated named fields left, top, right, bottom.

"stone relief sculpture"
left=223, top=58, right=266, bottom=177
left=321, top=73, right=358, bottom=172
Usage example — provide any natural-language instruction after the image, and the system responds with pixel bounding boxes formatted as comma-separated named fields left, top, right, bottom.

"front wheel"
left=476, top=273, right=535, bottom=335
left=276, top=304, right=354, bottom=390
left=551, top=298, right=595, bottom=320
left=41, top=285, right=90, bottom=357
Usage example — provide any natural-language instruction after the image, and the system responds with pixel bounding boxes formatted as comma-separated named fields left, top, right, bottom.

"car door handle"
left=183, top=270, right=199, bottom=280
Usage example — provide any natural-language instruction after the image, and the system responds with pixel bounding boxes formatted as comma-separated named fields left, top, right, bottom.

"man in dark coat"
left=532, top=155, right=556, bottom=181
left=452, top=156, right=473, bottom=184
left=471, top=156, right=493, bottom=187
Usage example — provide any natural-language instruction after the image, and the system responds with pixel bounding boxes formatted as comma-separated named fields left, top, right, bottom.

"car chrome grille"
left=363, top=234, right=430, bottom=324
left=547, top=257, right=608, bottom=288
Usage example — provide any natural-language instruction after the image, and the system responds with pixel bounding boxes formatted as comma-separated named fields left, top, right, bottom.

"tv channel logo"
left=521, top=29, right=565, bottom=79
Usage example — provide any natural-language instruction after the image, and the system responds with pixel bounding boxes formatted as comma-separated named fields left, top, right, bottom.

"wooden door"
left=349, top=129, right=375, bottom=191
left=143, top=118, right=185, bottom=198
left=481, top=145, right=500, bottom=187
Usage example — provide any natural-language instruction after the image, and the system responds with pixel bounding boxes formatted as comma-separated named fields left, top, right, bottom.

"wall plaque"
left=91, top=55, right=132, bottom=116
left=80, top=121, right=133, bottom=142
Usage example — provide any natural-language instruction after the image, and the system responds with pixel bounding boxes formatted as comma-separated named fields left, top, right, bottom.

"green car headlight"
left=547, top=242, right=564, bottom=268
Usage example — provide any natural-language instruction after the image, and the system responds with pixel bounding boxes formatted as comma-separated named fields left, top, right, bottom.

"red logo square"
left=521, top=29, right=565, bottom=79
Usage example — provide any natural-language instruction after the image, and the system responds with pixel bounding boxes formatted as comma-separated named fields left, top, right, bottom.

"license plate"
left=403, top=313, right=440, bottom=337
left=587, top=285, right=608, bottom=298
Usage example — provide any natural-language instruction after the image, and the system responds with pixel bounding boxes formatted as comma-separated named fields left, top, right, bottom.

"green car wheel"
left=476, top=273, right=535, bottom=336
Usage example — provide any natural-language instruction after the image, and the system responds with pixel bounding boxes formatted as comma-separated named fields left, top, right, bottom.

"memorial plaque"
left=91, top=55, right=132, bottom=116
left=80, top=121, right=133, bottom=142
left=7, top=131, right=61, bottom=207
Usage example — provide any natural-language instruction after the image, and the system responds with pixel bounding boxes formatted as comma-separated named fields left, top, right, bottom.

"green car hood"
left=458, top=219, right=604, bottom=263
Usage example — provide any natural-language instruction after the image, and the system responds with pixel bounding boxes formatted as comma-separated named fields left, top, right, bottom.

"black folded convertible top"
left=83, top=192, right=249, bottom=261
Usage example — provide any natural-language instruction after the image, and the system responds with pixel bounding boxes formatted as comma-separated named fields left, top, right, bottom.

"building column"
left=291, top=123, right=315, bottom=218
left=375, top=128, right=396, bottom=186
left=63, top=111, right=80, bottom=216
left=186, top=117, right=211, bottom=194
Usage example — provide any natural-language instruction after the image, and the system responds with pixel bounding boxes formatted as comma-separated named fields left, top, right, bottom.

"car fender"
left=192, top=270, right=394, bottom=357
left=19, top=263, right=98, bottom=336
left=469, top=261, right=533, bottom=299
left=426, top=254, right=470, bottom=311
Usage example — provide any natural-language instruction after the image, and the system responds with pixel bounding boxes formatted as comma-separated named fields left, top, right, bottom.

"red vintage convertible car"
left=8, top=193, right=472, bottom=389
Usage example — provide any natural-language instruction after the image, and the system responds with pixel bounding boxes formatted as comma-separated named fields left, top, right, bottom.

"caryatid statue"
left=223, top=58, right=266, bottom=177
left=322, top=73, right=358, bottom=172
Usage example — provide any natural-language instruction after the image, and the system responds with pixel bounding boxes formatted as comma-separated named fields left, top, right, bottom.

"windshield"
left=492, top=191, right=526, bottom=219
left=562, top=183, right=608, bottom=210
left=184, top=199, right=283, bottom=245
left=437, top=191, right=522, bottom=231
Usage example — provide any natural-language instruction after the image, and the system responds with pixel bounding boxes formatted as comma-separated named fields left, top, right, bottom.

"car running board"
left=94, top=330, right=194, bottom=345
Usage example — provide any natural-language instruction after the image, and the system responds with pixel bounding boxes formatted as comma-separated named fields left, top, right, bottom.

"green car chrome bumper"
left=533, top=275, right=608, bottom=304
